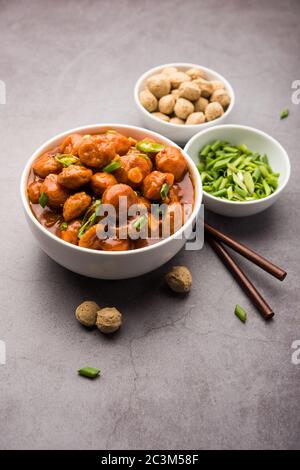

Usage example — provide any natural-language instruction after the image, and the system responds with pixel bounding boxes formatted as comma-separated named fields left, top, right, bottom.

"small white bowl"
left=134, top=62, right=235, bottom=145
left=20, top=124, right=202, bottom=279
left=184, top=125, right=290, bottom=217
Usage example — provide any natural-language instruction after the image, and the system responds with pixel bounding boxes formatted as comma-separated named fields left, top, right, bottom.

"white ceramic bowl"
left=134, top=62, right=235, bottom=145
left=21, top=124, right=202, bottom=279
left=184, top=125, right=290, bottom=217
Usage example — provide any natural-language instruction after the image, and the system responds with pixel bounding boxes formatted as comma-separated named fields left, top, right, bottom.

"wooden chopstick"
left=204, top=222, right=287, bottom=281
left=206, top=235, right=274, bottom=320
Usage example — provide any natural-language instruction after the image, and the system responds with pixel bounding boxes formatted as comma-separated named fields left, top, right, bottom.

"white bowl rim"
left=184, top=124, right=291, bottom=206
left=20, top=123, right=202, bottom=257
left=134, top=62, right=235, bottom=129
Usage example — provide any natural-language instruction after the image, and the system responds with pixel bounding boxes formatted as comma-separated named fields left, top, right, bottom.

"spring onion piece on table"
left=78, top=367, right=101, bottom=379
left=136, top=139, right=165, bottom=154
left=55, top=154, right=80, bottom=167
left=197, top=141, right=279, bottom=201
left=280, top=108, right=289, bottom=119
left=235, top=304, right=247, bottom=323
left=38, top=191, right=48, bottom=208
left=103, top=161, right=122, bottom=173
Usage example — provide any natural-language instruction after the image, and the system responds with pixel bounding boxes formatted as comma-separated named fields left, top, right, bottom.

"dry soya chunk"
left=40, top=174, right=70, bottom=208
left=75, top=301, right=100, bottom=327
left=165, top=266, right=192, bottom=293
left=194, top=97, right=209, bottom=113
left=146, top=74, right=171, bottom=98
left=158, top=94, right=175, bottom=115
left=178, top=82, right=201, bottom=101
left=174, top=98, right=194, bottom=120
left=96, top=307, right=122, bottom=334
left=186, top=67, right=207, bottom=80
left=185, top=112, right=205, bottom=125
left=152, top=112, right=170, bottom=122
left=169, top=117, right=185, bottom=125
left=63, top=192, right=92, bottom=222
left=58, top=165, right=93, bottom=189
left=169, top=71, right=191, bottom=89
left=205, top=102, right=224, bottom=121
left=139, top=89, right=158, bottom=112
left=210, top=89, right=231, bottom=109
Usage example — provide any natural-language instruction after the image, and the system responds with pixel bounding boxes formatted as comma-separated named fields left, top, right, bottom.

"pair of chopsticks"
left=204, top=222, right=287, bottom=320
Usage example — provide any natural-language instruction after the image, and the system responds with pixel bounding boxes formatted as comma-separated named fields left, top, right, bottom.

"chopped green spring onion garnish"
left=103, top=161, right=121, bottom=172
left=136, top=139, right=165, bottom=154
left=38, top=192, right=48, bottom=208
left=78, top=213, right=97, bottom=239
left=160, top=183, right=170, bottom=199
left=60, top=222, right=68, bottom=231
left=55, top=153, right=80, bottom=167
left=133, top=214, right=148, bottom=230
left=78, top=200, right=101, bottom=238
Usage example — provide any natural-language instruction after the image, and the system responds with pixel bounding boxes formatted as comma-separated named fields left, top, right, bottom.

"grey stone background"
left=0, top=0, right=299, bottom=450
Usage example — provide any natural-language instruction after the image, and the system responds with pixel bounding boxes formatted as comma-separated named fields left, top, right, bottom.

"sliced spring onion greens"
left=236, top=144, right=252, bottom=155
left=197, top=140, right=279, bottom=201
left=212, top=176, right=222, bottom=190
left=235, top=305, right=247, bottom=323
left=136, top=139, right=165, bottom=154
left=213, top=157, right=232, bottom=170
left=252, top=167, right=261, bottom=181
left=223, top=146, right=239, bottom=153
left=212, top=188, right=227, bottom=197
left=263, top=179, right=271, bottom=196
left=60, top=222, right=68, bottom=231
left=227, top=186, right=233, bottom=199
left=38, top=192, right=48, bottom=208
left=244, top=172, right=255, bottom=194
left=78, top=367, right=101, bottom=379
left=210, top=140, right=223, bottom=152
left=200, top=144, right=211, bottom=157
left=219, top=177, right=228, bottom=190
left=235, top=186, right=248, bottom=198
left=197, top=162, right=205, bottom=172
left=55, top=153, right=80, bottom=167
left=160, top=182, right=170, bottom=199
left=103, top=161, right=121, bottom=172
left=259, top=165, right=269, bottom=178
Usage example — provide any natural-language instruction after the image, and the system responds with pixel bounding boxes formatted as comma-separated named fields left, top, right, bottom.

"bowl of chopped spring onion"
left=184, top=125, right=290, bottom=217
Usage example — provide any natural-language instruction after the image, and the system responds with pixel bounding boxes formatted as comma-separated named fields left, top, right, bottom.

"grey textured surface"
left=0, top=0, right=300, bottom=450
